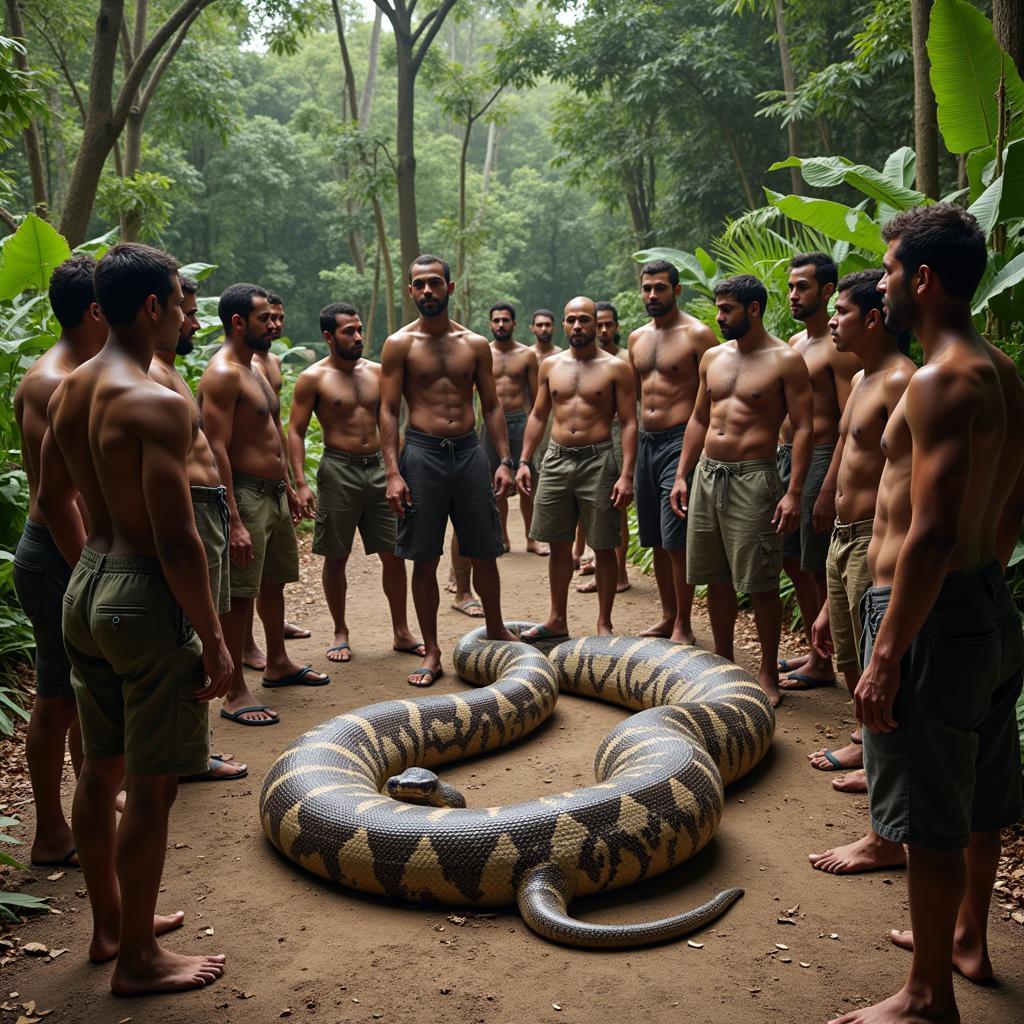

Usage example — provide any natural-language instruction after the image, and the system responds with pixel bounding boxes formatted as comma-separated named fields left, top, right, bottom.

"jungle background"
left=0, top=0, right=1023, bottom=777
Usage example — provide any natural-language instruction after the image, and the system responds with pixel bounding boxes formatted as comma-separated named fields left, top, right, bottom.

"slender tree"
left=993, top=0, right=1023, bottom=75
left=5, top=0, right=47, bottom=216
left=911, top=0, right=939, bottom=198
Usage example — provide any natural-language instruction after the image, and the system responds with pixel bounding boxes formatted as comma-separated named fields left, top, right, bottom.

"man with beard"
left=828, top=205, right=1024, bottom=1024
left=381, top=255, right=518, bottom=686
left=670, top=276, right=812, bottom=707
left=575, top=301, right=632, bottom=595
left=288, top=302, right=423, bottom=665
left=515, top=297, right=637, bottom=640
left=776, top=254, right=861, bottom=691
left=199, top=284, right=327, bottom=726
left=802, top=271, right=914, bottom=810
left=526, top=308, right=560, bottom=472
left=479, top=302, right=545, bottom=555
left=628, top=260, right=716, bottom=643
left=13, top=255, right=106, bottom=868
left=148, top=276, right=247, bottom=782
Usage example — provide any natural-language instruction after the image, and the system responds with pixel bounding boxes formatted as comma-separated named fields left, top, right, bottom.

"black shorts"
left=13, top=520, right=73, bottom=700
left=482, top=409, right=528, bottom=476
left=635, top=423, right=687, bottom=551
left=861, top=562, right=1024, bottom=850
left=395, top=429, right=504, bottom=562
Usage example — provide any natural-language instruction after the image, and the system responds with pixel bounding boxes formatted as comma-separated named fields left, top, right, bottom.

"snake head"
left=386, top=767, right=441, bottom=805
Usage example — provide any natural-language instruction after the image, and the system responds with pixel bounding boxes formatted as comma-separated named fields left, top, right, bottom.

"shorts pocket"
left=930, top=633, right=1000, bottom=731
left=762, top=471, right=783, bottom=503
left=757, top=532, right=782, bottom=575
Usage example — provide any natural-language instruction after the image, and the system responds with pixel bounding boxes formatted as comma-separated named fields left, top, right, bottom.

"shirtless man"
left=629, top=260, right=716, bottom=642
left=147, top=276, right=247, bottom=783
left=575, top=301, right=632, bottom=594
left=38, top=243, right=230, bottom=994
left=670, top=276, right=812, bottom=707
left=516, top=297, right=637, bottom=640
left=381, top=255, right=517, bottom=686
left=199, top=284, right=327, bottom=727
left=13, top=255, right=106, bottom=868
left=828, top=206, right=1024, bottom=1024
left=288, top=301, right=423, bottom=665
left=480, top=303, right=545, bottom=555
left=776, top=254, right=861, bottom=691
left=801, top=271, right=914, bottom=808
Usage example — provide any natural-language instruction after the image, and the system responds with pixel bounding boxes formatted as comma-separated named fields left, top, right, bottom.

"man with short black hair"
left=825, top=206, right=1024, bottom=1024
left=199, top=284, right=327, bottom=726
left=13, top=255, right=107, bottom=868
left=671, top=275, right=813, bottom=707
left=40, top=242, right=230, bottom=994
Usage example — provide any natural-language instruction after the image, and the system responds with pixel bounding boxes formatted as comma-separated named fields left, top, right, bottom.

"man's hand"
left=854, top=653, right=900, bottom=733
left=196, top=636, right=233, bottom=701
left=386, top=472, right=412, bottom=517
left=493, top=464, right=513, bottom=500
left=772, top=491, right=800, bottom=533
left=229, top=519, right=253, bottom=567
left=286, top=485, right=302, bottom=524
left=295, top=482, right=316, bottom=519
left=611, top=473, right=634, bottom=510
left=515, top=464, right=532, bottom=498
left=811, top=604, right=834, bottom=660
left=670, top=477, right=689, bottom=519
left=812, top=485, right=836, bottom=534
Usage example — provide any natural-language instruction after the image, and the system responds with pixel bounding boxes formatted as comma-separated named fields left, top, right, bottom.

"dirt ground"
left=2, top=503, right=1022, bottom=1024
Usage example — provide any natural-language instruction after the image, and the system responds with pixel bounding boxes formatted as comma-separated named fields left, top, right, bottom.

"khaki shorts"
left=777, top=442, right=835, bottom=572
left=313, top=448, right=395, bottom=557
left=231, top=472, right=300, bottom=598
left=192, top=485, right=231, bottom=614
left=825, top=519, right=873, bottom=673
left=537, top=414, right=554, bottom=472
left=62, top=548, right=209, bottom=776
left=686, top=455, right=783, bottom=594
left=530, top=440, right=621, bottom=550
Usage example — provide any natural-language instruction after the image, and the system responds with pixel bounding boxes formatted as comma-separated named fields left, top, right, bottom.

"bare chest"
left=407, top=340, right=475, bottom=390
left=845, top=379, right=890, bottom=453
left=633, top=335, right=695, bottom=382
left=323, top=370, right=376, bottom=417
left=707, top=355, right=781, bottom=410
left=240, top=367, right=279, bottom=422
left=548, top=362, right=611, bottom=405
left=879, top=396, right=911, bottom=467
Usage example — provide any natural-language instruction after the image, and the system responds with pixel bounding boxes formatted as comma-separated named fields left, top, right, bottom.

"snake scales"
left=259, top=629, right=775, bottom=948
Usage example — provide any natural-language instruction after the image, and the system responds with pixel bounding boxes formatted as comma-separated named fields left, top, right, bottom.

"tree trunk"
left=772, top=0, right=802, bottom=194
left=481, top=121, right=498, bottom=194
left=6, top=0, right=48, bottom=217
left=366, top=249, right=380, bottom=354
left=373, top=195, right=396, bottom=336
left=911, top=0, right=939, bottom=199
left=456, top=123, right=471, bottom=320
left=393, top=40, right=419, bottom=317
left=358, top=9, right=382, bottom=128
left=993, top=0, right=1023, bottom=75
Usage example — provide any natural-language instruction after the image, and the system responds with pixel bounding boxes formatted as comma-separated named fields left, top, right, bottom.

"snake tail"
left=517, top=862, right=744, bottom=949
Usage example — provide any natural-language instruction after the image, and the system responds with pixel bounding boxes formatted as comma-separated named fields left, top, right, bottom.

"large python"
left=259, top=630, right=774, bottom=948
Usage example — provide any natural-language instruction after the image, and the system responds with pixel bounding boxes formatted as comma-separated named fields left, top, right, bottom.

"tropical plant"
left=0, top=815, right=50, bottom=922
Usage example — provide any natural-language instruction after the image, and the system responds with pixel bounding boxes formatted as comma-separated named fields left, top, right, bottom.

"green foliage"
left=0, top=215, right=72, bottom=300
left=0, top=815, right=50, bottom=921
left=96, top=172, right=176, bottom=243
left=0, top=680, right=30, bottom=737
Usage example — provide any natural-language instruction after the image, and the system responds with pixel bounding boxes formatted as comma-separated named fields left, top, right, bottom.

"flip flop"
left=816, top=750, right=843, bottom=771
left=452, top=598, right=484, bottom=618
left=778, top=658, right=804, bottom=673
left=779, top=672, right=836, bottom=691
left=31, top=847, right=78, bottom=869
left=284, top=623, right=312, bottom=639
left=408, top=666, right=444, bottom=688
left=393, top=642, right=427, bottom=657
left=219, top=704, right=280, bottom=726
left=326, top=643, right=352, bottom=663
left=180, top=755, right=249, bottom=783
left=519, top=625, right=569, bottom=644
left=262, top=666, right=330, bottom=688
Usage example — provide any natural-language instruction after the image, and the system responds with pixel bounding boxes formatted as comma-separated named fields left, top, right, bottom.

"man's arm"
left=525, top=348, right=539, bottom=410
left=775, top=350, right=813, bottom=533
left=287, top=369, right=318, bottom=519
left=474, top=338, right=512, bottom=498
left=670, top=353, right=712, bottom=517
left=856, top=370, right=974, bottom=732
left=832, top=351, right=862, bottom=416
left=611, top=359, right=637, bottom=510
left=516, top=361, right=554, bottom=498
left=197, top=363, right=251, bottom=567
left=36, top=425, right=86, bottom=567
left=138, top=393, right=232, bottom=699
left=379, top=336, right=411, bottom=516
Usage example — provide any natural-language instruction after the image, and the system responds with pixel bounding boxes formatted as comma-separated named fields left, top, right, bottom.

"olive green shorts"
left=231, top=472, right=300, bottom=598
left=825, top=519, right=873, bottom=674
left=62, top=548, right=209, bottom=777
left=530, top=440, right=622, bottom=550
left=192, top=485, right=231, bottom=614
left=313, top=448, right=396, bottom=558
left=777, top=442, right=836, bottom=572
left=686, top=455, right=784, bottom=594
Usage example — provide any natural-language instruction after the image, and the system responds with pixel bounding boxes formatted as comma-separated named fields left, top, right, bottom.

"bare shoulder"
left=787, top=328, right=807, bottom=346
left=628, top=323, right=653, bottom=348
left=381, top=330, right=413, bottom=357
left=125, top=379, right=191, bottom=438
left=363, top=358, right=383, bottom=375
left=462, top=328, right=491, bottom=354
left=199, top=352, right=242, bottom=398
left=16, top=349, right=68, bottom=409
left=701, top=342, right=730, bottom=368
left=680, top=311, right=717, bottom=347
left=882, top=355, right=916, bottom=394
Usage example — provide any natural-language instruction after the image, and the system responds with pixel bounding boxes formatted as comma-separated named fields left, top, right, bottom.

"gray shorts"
left=13, top=520, right=73, bottom=700
left=191, top=485, right=231, bottom=615
left=395, top=429, right=504, bottom=563
left=777, top=442, right=835, bottom=572
left=635, top=423, right=687, bottom=551
left=862, top=562, right=1024, bottom=850
left=481, top=409, right=528, bottom=476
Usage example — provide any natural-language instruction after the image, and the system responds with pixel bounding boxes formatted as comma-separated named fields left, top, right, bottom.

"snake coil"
left=259, top=629, right=774, bottom=948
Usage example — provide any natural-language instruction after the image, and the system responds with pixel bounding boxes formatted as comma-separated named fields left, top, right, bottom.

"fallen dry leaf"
left=45, top=872, right=64, bottom=882
left=21, top=943, right=48, bottom=957
left=687, top=940, right=704, bottom=948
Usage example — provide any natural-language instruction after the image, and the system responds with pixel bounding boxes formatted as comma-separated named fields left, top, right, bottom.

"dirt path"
left=2, top=506, right=1022, bottom=1024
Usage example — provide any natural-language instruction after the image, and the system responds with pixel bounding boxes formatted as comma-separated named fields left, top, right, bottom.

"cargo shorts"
left=230, top=472, right=300, bottom=598
left=635, top=423, right=688, bottom=551
left=777, top=442, right=835, bottom=573
left=191, top=484, right=231, bottom=614
left=313, top=448, right=396, bottom=558
left=825, top=518, right=873, bottom=674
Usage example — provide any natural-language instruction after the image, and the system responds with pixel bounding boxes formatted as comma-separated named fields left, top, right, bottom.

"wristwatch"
left=517, top=458, right=533, bottom=472
left=500, top=457, right=516, bottom=471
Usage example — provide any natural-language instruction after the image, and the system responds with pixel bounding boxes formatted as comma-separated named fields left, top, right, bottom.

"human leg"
left=523, top=540, right=574, bottom=640
left=242, top=601, right=266, bottom=671
left=470, top=557, right=517, bottom=642
left=593, top=548, right=617, bottom=635
left=667, top=548, right=694, bottom=644
left=410, top=557, right=442, bottom=682
left=748, top=588, right=783, bottom=707
left=221, top=597, right=277, bottom=723
left=26, top=696, right=78, bottom=865
left=322, top=555, right=351, bottom=662
left=450, top=537, right=482, bottom=616
left=640, top=547, right=677, bottom=638
left=378, top=552, right=421, bottom=653
left=705, top=583, right=737, bottom=661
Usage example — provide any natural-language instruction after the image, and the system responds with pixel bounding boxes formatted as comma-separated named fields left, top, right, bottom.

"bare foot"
left=111, top=947, right=226, bottom=996
left=90, top=911, right=187, bottom=963
left=809, top=742, right=863, bottom=772
left=889, top=929, right=994, bottom=984
left=831, top=985, right=960, bottom=1024
left=283, top=621, right=311, bottom=639
left=451, top=596, right=484, bottom=618
left=758, top=667, right=782, bottom=708
left=242, top=641, right=267, bottom=672
left=808, top=832, right=906, bottom=874
left=639, top=617, right=673, bottom=639
left=832, top=768, right=868, bottom=793
left=577, top=556, right=595, bottom=577
left=445, top=570, right=457, bottom=594
left=526, top=540, right=550, bottom=556
left=576, top=578, right=631, bottom=594
left=669, top=627, right=695, bottom=645
left=596, top=621, right=613, bottom=637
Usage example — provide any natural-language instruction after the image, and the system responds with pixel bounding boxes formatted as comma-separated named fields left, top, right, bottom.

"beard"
left=719, top=314, right=751, bottom=340
left=176, top=332, right=195, bottom=357
left=244, top=330, right=272, bottom=351
left=491, top=327, right=512, bottom=342
left=645, top=297, right=676, bottom=318
left=337, top=343, right=362, bottom=361
left=791, top=296, right=822, bottom=322
left=533, top=331, right=552, bottom=344
left=415, top=292, right=449, bottom=317
left=882, top=281, right=916, bottom=333
left=569, top=329, right=596, bottom=349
